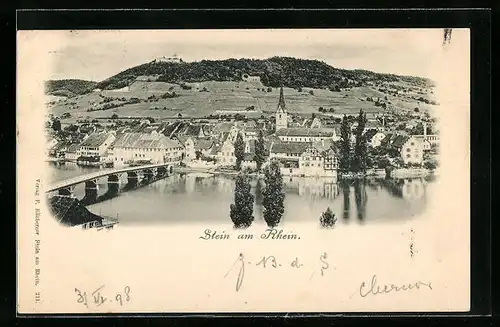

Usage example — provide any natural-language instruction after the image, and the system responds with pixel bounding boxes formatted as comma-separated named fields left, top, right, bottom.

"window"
left=406, top=148, right=411, bottom=152
left=407, top=154, right=411, bottom=158
left=411, top=142, right=414, bottom=146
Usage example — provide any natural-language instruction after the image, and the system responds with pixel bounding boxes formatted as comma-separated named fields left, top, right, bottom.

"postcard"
left=17, top=28, right=470, bottom=314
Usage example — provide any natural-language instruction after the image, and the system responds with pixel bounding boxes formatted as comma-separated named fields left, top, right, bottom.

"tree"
left=254, top=130, right=266, bottom=171
left=262, top=160, right=285, bottom=227
left=234, top=132, right=245, bottom=171
left=51, top=119, right=61, bottom=131
left=339, top=115, right=351, bottom=172
left=111, top=113, right=119, bottom=119
left=309, top=90, right=314, bottom=95
left=320, top=207, right=337, bottom=228
left=229, top=171, right=255, bottom=228
left=351, top=109, right=368, bottom=172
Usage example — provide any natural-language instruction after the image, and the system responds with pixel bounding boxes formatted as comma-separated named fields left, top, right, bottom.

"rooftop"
left=276, top=128, right=337, bottom=137
left=270, top=141, right=310, bottom=154
left=80, top=133, right=111, bottom=147
left=112, top=132, right=181, bottom=149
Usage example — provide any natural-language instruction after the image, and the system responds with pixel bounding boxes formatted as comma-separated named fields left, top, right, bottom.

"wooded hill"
left=47, top=57, right=434, bottom=96
left=45, top=79, right=98, bottom=97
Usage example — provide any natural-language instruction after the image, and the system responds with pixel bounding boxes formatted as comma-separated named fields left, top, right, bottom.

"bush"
left=320, top=207, right=337, bottom=228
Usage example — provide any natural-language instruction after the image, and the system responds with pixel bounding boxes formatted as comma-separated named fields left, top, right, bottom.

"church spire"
left=277, top=86, right=286, bottom=112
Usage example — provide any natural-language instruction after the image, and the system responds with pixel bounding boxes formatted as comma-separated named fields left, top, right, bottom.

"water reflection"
left=48, top=164, right=433, bottom=226
left=341, top=180, right=351, bottom=220
left=354, top=180, right=368, bottom=221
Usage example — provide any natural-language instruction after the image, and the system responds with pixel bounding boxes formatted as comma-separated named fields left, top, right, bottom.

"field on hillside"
left=48, top=80, right=435, bottom=121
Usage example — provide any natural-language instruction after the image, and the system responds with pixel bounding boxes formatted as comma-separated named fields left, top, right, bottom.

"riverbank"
left=177, top=166, right=434, bottom=180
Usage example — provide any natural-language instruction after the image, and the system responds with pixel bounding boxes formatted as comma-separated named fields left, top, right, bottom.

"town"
left=46, top=83, right=440, bottom=179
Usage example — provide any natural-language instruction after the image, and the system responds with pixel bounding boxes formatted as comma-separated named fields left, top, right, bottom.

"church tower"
left=275, top=86, right=288, bottom=130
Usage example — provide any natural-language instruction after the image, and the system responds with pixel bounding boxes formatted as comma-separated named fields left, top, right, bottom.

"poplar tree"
left=229, top=171, right=255, bottom=228
left=262, top=160, right=285, bottom=227
left=352, top=109, right=368, bottom=172
left=254, top=130, right=266, bottom=171
left=234, top=132, right=245, bottom=171
left=339, top=114, right=351, bottom=172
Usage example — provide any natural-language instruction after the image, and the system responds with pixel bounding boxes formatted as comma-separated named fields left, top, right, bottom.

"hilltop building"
left=154, top=55, right=183, bottom=64
left=242, top=74, right=261, bottom=82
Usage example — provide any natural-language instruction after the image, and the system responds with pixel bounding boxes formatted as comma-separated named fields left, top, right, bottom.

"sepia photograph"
left=17, top=28, right=470, bottom=314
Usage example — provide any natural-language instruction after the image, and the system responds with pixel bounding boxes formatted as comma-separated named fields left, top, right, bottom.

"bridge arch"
left=84, top=180, right=98, bottom=188
left=58, top=188, right=72, bottom=196
left=108, top=174, right=119, bottom=183
left=143, top=168, right=154, bottom=180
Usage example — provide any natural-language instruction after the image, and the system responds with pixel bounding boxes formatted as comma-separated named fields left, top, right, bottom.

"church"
left=274, top=86, right=339, bottom=142
left=275, top=86, right=288, bottom=130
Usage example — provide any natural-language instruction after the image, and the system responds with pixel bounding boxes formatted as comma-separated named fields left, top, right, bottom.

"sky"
left=31, top=29, right=467, bottom=82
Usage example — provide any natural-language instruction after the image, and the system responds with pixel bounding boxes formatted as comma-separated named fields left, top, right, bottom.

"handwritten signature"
left=224, top=252, right=330, bottom=292
left=75, top=285, right=131, bottom=308
left=359, top=274, right=432, bottom=297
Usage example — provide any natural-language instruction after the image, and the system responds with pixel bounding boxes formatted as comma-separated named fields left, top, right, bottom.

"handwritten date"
left=75, top=285, right=131, bottom=308
left=224, top=253, right=330, bottom=292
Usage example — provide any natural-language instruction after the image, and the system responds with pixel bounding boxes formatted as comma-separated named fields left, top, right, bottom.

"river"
left=47, top=162, right=436, bottom=227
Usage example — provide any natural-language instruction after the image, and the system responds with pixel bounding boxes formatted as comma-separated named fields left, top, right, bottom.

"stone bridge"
left=46, top=163, right=175, bottom=202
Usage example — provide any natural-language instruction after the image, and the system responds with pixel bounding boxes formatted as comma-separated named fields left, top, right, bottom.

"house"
left=299, top=141, right=338, bottom=177
left=365, top=120, right=386, bottom=132
left=178, top=124, right=207, bottom=138
left=301, top=117, right=322, bottom=128
left=275, top=127, right=339, bottom=143
left=213, top=123, right=239, bottom=142
left=78, top=132, right=116, bottom=162
left=46, top=138, right=58, bottom=154
left=242, top=127, right=260, bottom=141
left=384, top=134, right=424, bottom=166
left=241, top=139, right=271, bottom=170
left=362, top=129, right=379, bottom=145
left=400, top=136, right=424, bottom=165
left=412, top=122, right=439, bottom=151
left=49, top=142, right=69, bottom=158
left=64, top=144, right=80, bottom=161
left=176, top=135, right=196, bottom=161
left=269, top=141, right=310, bottom=161
left=111, top=132, right=183, bottom=167
left=370, top=131, right=387, bottom=148
left=211, top=141, right=236, bottom=167
left=242, top=153, right=257, bottom=170
left=195, top=138, right=215, bottom=158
